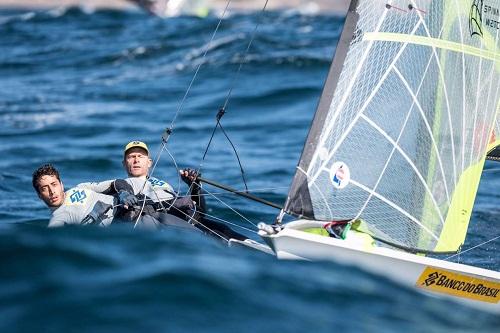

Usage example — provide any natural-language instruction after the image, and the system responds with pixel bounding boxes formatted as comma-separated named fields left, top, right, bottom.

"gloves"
left=82, top=201, right=112, bottom=225
left=180, top=168, right=200, bottom=185
left=118, top=191, right=138, bottom=207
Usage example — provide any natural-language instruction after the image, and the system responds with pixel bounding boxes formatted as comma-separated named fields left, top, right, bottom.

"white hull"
left=259, top=222, right=500, bottom=313
left=228, top=238, right=274, bottom=255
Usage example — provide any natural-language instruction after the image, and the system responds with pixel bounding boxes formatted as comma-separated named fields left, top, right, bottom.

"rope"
left=221, top=0, right=270, bottom=110
left=187, top=186, right=289, bottom=197
left=167, top=205, right=230, bottom=243
left=218, top=120, right=248, bottom=191
left=186, top=0, right=270, bottom=202
left=198, top=0, right=270, bottom=191
left=198, top=211, right=258, bottom=234
left=445, top=235, right=500, bottom=260
left=166, top=0, right=234, bottom=134
left=482, top=167, right=500, bottom=173
left=200, top=111, right=249, bottom=191
left=144, top=0, right=234, bottom=187
left=133, top=200, right=231, bottom=243
left=133, top=0, right=271, bottom=233
left=202, top=185, right=259, bottom=228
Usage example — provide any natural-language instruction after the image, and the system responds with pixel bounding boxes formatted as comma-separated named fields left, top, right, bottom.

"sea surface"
left=0, top=6, right=499, bottom=332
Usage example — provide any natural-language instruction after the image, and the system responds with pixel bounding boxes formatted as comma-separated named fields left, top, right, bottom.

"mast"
left=284, top=0, right=360, bottom=219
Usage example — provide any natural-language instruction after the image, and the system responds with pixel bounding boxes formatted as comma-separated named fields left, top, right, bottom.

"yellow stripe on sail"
left=363, top=33, right=500, bottom=64
left=434, top=158, right=485, bottom=251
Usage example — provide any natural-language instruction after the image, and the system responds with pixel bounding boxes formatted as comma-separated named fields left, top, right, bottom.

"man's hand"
left=118, top=191, right=138, bottom=208
left=180, top=168, right=200, bottom=185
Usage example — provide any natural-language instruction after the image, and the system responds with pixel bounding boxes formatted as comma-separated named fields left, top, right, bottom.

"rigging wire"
left=198, top=211, right=258, bottom=234
left=444, top=235, right=500, bottom=261
left=133, top=0, right=234, bottom=225
left=221, top=0, right=270, bottom=111
left=145, top=0, right=234, bottom=184
left=155, top=201, right=232, bottom=243
left=185, top=0, right=271, bottom=214
left=218, top=118, right=249, bottom=190
left=482, top=167, right=500, bottom=173
left=200, top=108, right=249, bottom=191
left=166, top=0, right=234, bottom=136
left=141, top=0, right=273, bottom=233
left=186, top=186, right=289, bottom=198
left=201, top=185, right=260, bottom=228
left=198, top=0, right=271, bottom=191
left=135, top=0, right=272, bottom=233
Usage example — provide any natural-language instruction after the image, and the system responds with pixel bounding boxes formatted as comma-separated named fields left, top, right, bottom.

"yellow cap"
left=124, top=141, right=149, bottom=156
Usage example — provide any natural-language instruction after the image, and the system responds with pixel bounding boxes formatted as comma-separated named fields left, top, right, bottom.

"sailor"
left=77, top=141, right=198, bottom=222
left=33, top=164, right=122, bottom=227
left=79, top=141, right=247, bottom=241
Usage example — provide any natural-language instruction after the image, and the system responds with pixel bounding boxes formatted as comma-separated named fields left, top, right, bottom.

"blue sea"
left=0, top=6, right=499, bottom=332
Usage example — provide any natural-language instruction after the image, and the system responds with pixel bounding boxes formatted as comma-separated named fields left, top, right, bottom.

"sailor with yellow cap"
left=76, top=141, right=247, bottom=240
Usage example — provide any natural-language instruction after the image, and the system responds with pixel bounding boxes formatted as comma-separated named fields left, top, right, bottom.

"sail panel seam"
left=360, top=113, right=446, bottom=226
left=348, top=178, right=439, bottom=241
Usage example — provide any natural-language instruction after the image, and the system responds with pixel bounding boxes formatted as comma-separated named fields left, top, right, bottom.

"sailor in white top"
left=77, top=141, right=195, bottom=219
left=32, top=164, right=116, bottom=228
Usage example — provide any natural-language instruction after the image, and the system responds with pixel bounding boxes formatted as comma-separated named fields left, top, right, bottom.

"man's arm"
left=180, top=169, right=206, bottom=212
left=48, top=210, right=72, bottom=228
left=77, top=180, right=115, bottom=194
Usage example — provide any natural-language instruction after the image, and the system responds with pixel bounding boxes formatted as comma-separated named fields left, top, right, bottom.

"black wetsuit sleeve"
left=190, top=182, right=206, bottom=213
left=113, top=179, right=135, bottom=194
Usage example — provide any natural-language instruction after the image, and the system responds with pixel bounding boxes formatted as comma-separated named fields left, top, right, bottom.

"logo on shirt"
left=69, top=189, right=87, bottom=204
left=148, top=177, right=166, bottom=187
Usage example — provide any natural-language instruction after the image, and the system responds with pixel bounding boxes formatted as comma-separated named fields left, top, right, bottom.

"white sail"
left=284, top=0, right=500, bottom=252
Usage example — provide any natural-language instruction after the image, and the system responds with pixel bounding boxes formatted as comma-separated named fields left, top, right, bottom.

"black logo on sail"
left=422, top=272, right=439, bottom=286
left=469, top=0, right=484, bottom=37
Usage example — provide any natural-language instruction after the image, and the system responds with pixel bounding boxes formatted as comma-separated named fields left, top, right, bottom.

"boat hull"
left=259, top=226, right=500, bottom=313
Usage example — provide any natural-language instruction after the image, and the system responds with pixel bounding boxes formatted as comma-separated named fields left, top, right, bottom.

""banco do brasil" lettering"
left=435, top=274, right=500, bottom=298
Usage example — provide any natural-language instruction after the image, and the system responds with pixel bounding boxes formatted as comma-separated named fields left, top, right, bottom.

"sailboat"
left=253, top=0, right=500, bottom=312
left=127, top=0, right=210, bottom=17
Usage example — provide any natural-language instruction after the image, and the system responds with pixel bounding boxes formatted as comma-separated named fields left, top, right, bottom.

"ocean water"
left=0, top=6, right=499, bottom=332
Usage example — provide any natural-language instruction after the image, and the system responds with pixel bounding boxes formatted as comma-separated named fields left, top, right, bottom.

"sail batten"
left=364, top=33, right=500, bottom=61
left=285, top=0, right=500, bottom=252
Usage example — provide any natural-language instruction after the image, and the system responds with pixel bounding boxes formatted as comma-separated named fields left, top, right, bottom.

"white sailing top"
left=48, top=187, right=115, bottom=228
left=78, top=176, right=175, bottom=202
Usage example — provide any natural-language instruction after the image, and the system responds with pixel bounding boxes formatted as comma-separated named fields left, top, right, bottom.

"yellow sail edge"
left=433, top=157, right=486, bottom=252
